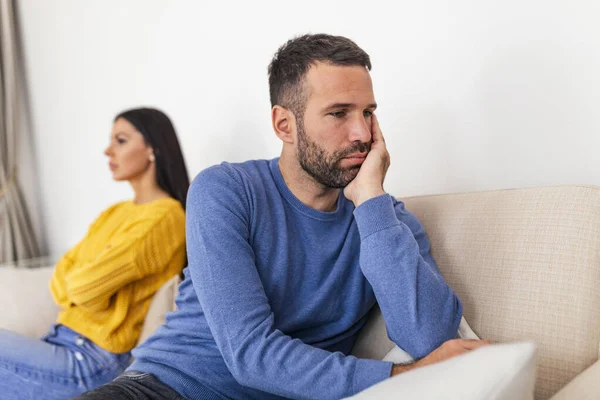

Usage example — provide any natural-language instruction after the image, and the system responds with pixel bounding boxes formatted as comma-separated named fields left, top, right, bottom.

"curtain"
left=0, top=0, right=41, bottom=264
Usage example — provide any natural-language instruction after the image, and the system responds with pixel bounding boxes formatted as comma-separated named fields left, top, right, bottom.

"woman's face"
left=104, top=117, right=154, bottom=181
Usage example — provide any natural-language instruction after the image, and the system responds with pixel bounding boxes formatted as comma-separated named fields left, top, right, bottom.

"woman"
left=0, top=107, right=190, bottom=399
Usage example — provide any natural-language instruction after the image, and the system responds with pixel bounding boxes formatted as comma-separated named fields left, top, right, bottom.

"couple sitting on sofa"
left=0, top=34, right=489, bottom=400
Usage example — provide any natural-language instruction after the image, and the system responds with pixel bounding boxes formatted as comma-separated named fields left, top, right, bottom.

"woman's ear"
left=272, top=105, right=295, bottom=144
left=147, top=146, right=157, bottom=162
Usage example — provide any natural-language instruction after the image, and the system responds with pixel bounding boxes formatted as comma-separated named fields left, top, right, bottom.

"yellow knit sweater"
left=49, top=198, right=186, bottom=353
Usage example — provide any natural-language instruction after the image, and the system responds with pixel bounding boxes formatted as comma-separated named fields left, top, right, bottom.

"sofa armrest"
left=0, top=266, right=59, bottom=338
left=550, top=360, right=600, bottom=400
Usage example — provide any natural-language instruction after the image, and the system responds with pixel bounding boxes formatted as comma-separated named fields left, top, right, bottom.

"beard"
left=296, top=118, right=371, bottom=188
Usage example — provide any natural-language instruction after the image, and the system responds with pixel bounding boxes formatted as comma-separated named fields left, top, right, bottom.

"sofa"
left=1, top=185, right=599, bottom=399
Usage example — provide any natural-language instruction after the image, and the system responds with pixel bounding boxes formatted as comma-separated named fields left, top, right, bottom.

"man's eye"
left=117, top=139, right=126, bottom=144
left=330, top=111, right=346, bottom=118
left=364, top=110, right=373, bottom=117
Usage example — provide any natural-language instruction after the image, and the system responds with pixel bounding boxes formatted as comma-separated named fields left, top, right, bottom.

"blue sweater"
left=131, top=158, right=462, bottom=400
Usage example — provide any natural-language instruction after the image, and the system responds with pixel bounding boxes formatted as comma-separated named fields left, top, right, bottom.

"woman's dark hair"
left=115, top=107, right=190, bottom=209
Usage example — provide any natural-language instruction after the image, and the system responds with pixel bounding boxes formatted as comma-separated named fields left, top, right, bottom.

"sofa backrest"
left=6, top=185, right=599, bottom=399
left=137, top=273, right=181, bottom=345
left=359, top=185, right=600, bottom=399
left=0, top=265, right=59, bottom=338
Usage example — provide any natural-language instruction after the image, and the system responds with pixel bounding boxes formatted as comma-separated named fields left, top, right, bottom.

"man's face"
left=296, top=62, right=377, bottom=188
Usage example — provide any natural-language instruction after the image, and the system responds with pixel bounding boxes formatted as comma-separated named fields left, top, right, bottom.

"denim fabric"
left=0, top=324, right=131, bottom=400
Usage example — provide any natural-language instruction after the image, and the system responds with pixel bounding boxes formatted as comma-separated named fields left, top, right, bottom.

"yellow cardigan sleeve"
left=49, top=204, right=121, bottom=309
left=64, top=211, right=185, bottom=313
left=50, top=244, right=80, bottom=308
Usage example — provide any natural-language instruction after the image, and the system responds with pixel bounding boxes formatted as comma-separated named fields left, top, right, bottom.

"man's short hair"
left=268, top=34, right=372, bottom=119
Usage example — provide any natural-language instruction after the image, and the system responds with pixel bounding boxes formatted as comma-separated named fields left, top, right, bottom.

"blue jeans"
left=0, top=324, right=132, bottom=400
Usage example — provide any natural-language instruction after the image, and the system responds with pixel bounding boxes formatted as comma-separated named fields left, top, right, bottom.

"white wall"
left=16, top=0, right=600, bottom=256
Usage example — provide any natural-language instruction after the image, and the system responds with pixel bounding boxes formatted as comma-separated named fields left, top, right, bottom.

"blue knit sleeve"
left=354, top=194, right=462, bottom=359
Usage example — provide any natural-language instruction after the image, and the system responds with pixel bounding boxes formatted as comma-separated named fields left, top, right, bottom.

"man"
left=77, top=33, right=489, bottom=400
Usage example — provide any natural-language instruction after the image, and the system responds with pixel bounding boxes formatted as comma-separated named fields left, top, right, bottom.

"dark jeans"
left=71, top=371, right=186, bottom=400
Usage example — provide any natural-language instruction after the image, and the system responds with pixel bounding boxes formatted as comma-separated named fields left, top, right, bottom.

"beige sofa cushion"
left=137, top=273, right=181, bottom=345
left=403, top=185, right=600, bottom=399
left=0, top=266, right=59, bottom=338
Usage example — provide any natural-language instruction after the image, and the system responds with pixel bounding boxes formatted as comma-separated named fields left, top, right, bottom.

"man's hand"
left=343, top=114, right=390, bottom=207
left=391, top=339, right=492, bottom=376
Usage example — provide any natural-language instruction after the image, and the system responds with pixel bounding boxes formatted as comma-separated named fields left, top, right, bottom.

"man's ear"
left=272, top=105, right=295, bottom=144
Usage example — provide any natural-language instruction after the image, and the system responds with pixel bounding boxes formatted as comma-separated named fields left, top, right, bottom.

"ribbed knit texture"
left=49, top=197, right=186, bottom=353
